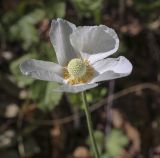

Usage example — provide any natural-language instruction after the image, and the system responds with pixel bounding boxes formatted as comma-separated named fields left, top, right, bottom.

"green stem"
left=81, top=91, right=100, bottom=158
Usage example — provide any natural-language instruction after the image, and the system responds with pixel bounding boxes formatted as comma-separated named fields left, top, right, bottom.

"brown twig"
left=29, top=83, right=160, bottom=126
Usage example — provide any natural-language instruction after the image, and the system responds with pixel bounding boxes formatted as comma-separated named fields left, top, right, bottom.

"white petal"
left=70, top=25, right=119, bottom=64
left=49, top=18, right=78, bottom=66
left=90, top=56, right=132, bottom=83
left=54, top=83, right=98, bottom=93
left=20, top=59, right=64, bottom=83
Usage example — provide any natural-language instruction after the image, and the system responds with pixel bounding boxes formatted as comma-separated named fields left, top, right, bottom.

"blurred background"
left=0, top=0, right=160, bottom=158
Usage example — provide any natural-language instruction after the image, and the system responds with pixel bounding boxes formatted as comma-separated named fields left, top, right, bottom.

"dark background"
left=0, top=0, right=160, bottom=158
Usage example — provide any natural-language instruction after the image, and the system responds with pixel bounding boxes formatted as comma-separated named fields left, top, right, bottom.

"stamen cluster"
left=64, top=58, right=93, bottom=85
left=67, top=58, right=86, bottom=77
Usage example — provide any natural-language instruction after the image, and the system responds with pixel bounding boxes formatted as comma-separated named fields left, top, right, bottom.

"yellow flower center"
left=64, top=58, right=94, bottom=85
left=67, top=58, right=86, bottom=77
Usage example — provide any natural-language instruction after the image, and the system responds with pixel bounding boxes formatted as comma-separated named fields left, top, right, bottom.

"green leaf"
left=10, top=53, right=37, bottom=86
left=68, top=93, right=82, bottom=107
left=101, top=153, right=110, bottom=158
left=87, top=130, right=105, bottom=155
left=24, top=9, right=46, bottom=24
left=29, top=81, right=47, bottom=101
left=42, top=82, right=62, bottom=110
left=72, top=0, right=103, bottom=18
left=54, top=2, right=66, bottom=18
left=9, top=9, right=45, bottom=49
left=45, top=1, right=66, bottom=19
left=69, top=87, right=107, bottom=110
left=38, top=42, right=57, bottom=62
left=86, top=87, right=107, bottom=104
left=30, top=81, right=62, bottom=111
left=106, top=129, right=129, bottom=157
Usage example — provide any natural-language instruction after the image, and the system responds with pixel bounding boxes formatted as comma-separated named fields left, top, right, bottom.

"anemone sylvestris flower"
left=20, top=18, right=132, bottom=93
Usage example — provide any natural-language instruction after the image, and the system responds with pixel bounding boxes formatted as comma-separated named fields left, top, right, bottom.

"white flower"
left=20, top=18, right=132, bottom=93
